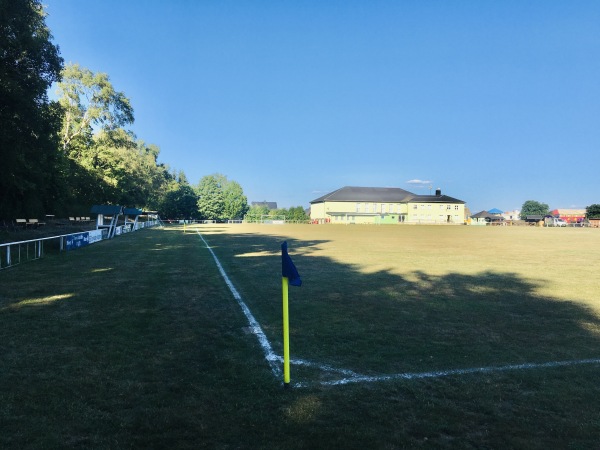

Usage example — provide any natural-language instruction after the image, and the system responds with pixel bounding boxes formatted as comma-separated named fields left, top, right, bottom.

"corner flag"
left=281, top=241, right=301, bottom=388
left=281, top=241, right=302, bottom=286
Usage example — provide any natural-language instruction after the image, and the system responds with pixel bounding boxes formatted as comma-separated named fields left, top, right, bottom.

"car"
left=546, top=217, right=569, bottom=227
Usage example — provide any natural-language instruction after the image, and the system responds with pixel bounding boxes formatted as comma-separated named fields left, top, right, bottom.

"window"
left=455, top=205, right=459, bottom=210
left=447, top=205, right=452, bottom=210
left=355, top=203, right=360, bottom=213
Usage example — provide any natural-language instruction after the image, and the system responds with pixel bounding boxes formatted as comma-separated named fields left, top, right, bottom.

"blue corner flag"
left=281, top=241, right=302, bottom=286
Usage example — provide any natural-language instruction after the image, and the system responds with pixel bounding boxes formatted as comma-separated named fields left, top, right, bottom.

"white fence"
left=0, top=220, right=160, bottom=270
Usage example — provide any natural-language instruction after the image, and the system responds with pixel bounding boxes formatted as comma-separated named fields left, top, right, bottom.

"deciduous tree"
left=0, top=0, right=65, bottom=217
left=585, top=204, right=600, bottom=219
left=223, top=180, right=249, bottom=220
left=245, top=204, right=269, bottom=221
left=159, top=181, right=199, bottom=220
left=285, top=206, right=309, bottom=222
left=196, top=174, right=248, bottom=221
left=196, top=175, right=225, bottom=220
left=520, top=200, right=549, bottom=219
left=57, top=63, right=134, bottom=155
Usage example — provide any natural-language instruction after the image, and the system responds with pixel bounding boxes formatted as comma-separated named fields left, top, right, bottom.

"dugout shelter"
left=123, top=207, right=143, bottom=231
left=91, top=205, right=123, bottom=239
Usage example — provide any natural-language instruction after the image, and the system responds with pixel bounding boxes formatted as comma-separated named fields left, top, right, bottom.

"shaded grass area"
left=1, top=228, right=278, bottom=448
left=1, top=225, right=600, bottom=448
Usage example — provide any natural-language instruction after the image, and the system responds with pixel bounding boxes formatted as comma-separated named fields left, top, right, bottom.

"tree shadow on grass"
left=198, top=229, right=600, bottom=380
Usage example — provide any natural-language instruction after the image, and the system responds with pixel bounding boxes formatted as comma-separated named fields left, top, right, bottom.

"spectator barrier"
left=0, top=219, right=160, bottom=270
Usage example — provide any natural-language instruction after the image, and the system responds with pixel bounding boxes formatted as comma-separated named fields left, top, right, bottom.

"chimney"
left=435, top=188, right=441, bottom=196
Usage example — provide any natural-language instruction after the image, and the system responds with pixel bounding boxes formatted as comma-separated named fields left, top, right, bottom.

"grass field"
left=1, top=223, right=599, bottom=448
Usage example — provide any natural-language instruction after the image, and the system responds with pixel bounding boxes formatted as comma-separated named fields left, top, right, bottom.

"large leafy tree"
left=196, top=175, right=225, bottom=220
left=91, top=130, right=148, bottom=206
left=520, top=200, right=549, bottom=219
left=158, top=181, right=199, bottom=220
left=223, top=180, right=249, bottom=220
left=285, top=206, right=310, bottom=222
left=245, top=204, right=269, bottom=222
left=0, top=0, right=65, bottom=218
left=196, top=174, right=248, bottom=221
left=62, top=128, right=175, bottom=211
left=57, top=63, right=134, bottom=155
left=585, top=204, right=600, bottom=219
left=56, top=64, right=175, bottom=211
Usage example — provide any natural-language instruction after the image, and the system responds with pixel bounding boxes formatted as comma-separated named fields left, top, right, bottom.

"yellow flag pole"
left=282, top=276, right=291, bottom=387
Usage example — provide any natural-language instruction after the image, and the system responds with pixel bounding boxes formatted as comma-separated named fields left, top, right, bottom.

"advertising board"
left=65, top=232, right=89, bottom=250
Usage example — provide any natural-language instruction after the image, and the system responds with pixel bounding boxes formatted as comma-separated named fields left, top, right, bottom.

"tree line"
left=1, top=1, right=308, bottom=222
left=520, top=201, right=600, bottom=220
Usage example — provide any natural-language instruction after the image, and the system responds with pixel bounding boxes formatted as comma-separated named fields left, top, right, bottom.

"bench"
left=15, top=219, right=27, bottom=228
left=26, top=219, right=45, bottom=227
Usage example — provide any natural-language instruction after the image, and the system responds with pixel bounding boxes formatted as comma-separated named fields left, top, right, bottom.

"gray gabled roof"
left=471, top=210, right=490, bottom=219
left=410, top=194, right=466, bottom=204
left=310, top=186, right=465, bottom=204
left=471, top=210, right=504, bottom=220
left=252, top=201, right=278, bottom=210
left=310, top=186, right=415, bottom=204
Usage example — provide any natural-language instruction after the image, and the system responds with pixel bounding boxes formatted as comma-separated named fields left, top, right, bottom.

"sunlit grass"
left=197, top=223, right=600, bottom=306
left=1, top=293, right=75, bottom=311
left=90, top=267, right=113, bottom=273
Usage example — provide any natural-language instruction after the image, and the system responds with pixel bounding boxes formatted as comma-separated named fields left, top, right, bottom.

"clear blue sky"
left=45, top=1, right=600, bottom=212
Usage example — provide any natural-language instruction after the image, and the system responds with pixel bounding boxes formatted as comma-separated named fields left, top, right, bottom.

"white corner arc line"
left=197, top=232, right=282, bottom=378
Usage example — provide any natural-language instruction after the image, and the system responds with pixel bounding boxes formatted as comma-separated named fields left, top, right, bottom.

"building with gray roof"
left=310, top=186, right=466, bottom=224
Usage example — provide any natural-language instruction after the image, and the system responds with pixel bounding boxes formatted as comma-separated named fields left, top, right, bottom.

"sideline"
left=196, top=231, right=600, bottom=388
left=196, top=232, right=282, bottom=379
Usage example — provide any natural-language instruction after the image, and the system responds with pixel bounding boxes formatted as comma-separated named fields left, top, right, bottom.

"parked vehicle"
left=545, top=217, right=568, bottom=227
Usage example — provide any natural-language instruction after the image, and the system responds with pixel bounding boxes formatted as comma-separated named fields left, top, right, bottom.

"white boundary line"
left=294, top=358, right=600, bottom=388
left=197, top=232, right=281, bottom=379
left=197, top=232, right=600, bottom=388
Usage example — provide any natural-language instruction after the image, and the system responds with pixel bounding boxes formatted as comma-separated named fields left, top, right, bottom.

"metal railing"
left=1, top=220, right=161, bottom=270
left=1, top=234, right=61, bottom=269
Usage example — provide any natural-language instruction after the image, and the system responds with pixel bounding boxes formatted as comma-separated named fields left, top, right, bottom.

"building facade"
left=310, top=186, right=466, bottom=224
left=501, top=209, right=520, bottom=221
left=550, top=209, right=586, bottom=223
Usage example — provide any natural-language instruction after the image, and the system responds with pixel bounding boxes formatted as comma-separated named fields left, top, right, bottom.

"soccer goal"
left=261, top=215, right=286, bottom=224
